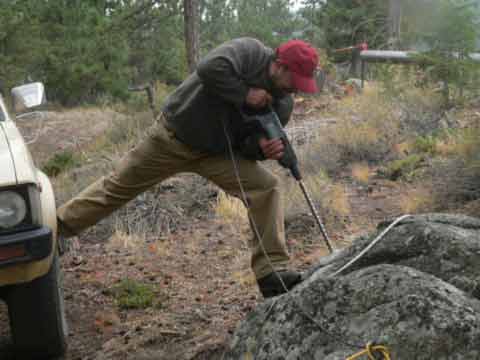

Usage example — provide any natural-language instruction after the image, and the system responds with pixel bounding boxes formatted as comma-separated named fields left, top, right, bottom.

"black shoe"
left=257, top=270, right=302, bottom=298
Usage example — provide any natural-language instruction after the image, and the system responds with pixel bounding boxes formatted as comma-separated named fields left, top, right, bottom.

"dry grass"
left=351, top=162, right=371, bottom=184
left=282, top=169, right=350, bottom=223
left=52, top=111, right=158, bottom=207
left=451, top=129, right=480, bottom=159
left=399, top=186, right=435, bottom=214
left=399, top=125, right=480, bottom=213
left=376, top=65, right=444, bottom=120
left=230, top=269, right=256, bottom=287
left=279, top=90, right=400, bottom=229
left=395, top=86, right=443, bottom=112
left=330, top=87, right=400, bottom=160
left=392, top=141, right=413, bottom=157
left=435, top=139, right=459, bottom=157
left=456, top=199, right=480, bottom=218
left=393, top=87, right=446, bottom=136
left=144, top=239, right=171, bottom=258
left=45, top=86, right=167, bottom=208
left=53, top=161, right=114, bottom=205
left=107, top=230, right=146, bottom=251
left=325, top=183, right=350, bottom=216
left=281, top=89, right=401, bottom=221
left=296, top=86, right=402, bottom=177
left=214, top=191, right=248, bottom=224
left=17, top=108, right=123, bottom=166
left=97, top=81, right=172, bottom=115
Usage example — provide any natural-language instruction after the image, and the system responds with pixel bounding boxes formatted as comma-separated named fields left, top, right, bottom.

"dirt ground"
left=0, top=100, right=406, bottom=360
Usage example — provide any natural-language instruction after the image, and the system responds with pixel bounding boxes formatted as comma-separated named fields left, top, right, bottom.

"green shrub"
left=412, top=1, right=479, bottom=106
left=110, top=278, right=155, bottom=310
left=384, top=154, right=425, bottom=181
left=42, top=150, right=81, bottom=177
left=414, top=135, right=438, bottom=156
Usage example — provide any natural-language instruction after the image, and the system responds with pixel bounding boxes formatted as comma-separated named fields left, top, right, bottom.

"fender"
left=0, top=171, right=57, bottom=286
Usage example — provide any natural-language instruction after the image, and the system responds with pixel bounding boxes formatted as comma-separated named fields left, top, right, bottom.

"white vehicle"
left=0, top=83, right=67, bottom=358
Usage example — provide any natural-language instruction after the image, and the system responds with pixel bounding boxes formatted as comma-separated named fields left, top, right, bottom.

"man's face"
left=271, top=63, right=296, bottom=95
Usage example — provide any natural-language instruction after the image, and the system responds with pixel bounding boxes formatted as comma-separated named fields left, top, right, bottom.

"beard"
left=270, top=72, right=295, bottom=97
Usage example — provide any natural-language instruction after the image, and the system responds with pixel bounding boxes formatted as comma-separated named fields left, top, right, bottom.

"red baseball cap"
left=276, top=40, right=319, bottom=93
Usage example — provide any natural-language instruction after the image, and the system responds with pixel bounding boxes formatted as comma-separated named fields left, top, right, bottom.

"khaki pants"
left=57, top=115, right=290, bottom=279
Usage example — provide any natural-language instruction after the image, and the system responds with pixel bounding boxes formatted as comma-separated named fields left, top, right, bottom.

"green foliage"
left=201, top=0, right=304, bottom=51
left=455, top=127, right=480, bottom=167
left=110, top=278, right=156, bottom=310
left=127, top=2, right=187, bottom=85
left=375, top=64, right=416, bottom=97
left=233, top=0, right=303, bottom=47
left=42, top=150, right=81, bottom=177
left=0, top=0, right=132, bottom=105
left=414, top=135, right=438, bottom=156
left=201, top=0, right=238, bottom=49
left=410, top=1, right=480, bottom=105
left=427, top=127, right=480, bottom=207
left=40, top=1, right=132, bottom=105
left=384, top=154, right=425, bottom=181
left=0, top=1, right=48, bottom=90
left=0, top=1, right=180, bottom=105
left=302, top=0, right=388, bottom=54
left=369, top=1, right=480, bottom=108
left=0, top=0, right=308, bottom=106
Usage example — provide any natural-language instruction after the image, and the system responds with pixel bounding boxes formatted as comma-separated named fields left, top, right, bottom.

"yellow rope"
left=345, top=343, right=392, bottom=360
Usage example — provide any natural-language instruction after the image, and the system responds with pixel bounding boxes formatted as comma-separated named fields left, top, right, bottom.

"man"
left=57, top=38, right=319, bottom=298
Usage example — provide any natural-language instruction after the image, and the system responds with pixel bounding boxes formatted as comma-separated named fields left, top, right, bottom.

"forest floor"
left=0, top=94, right=409, bottom=360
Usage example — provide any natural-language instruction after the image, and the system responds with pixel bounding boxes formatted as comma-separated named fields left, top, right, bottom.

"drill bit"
left=298, top=180, right=334, bottom=253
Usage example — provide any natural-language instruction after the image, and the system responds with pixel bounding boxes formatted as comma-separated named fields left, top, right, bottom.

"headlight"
left=0, top=191, right=27, bottom=229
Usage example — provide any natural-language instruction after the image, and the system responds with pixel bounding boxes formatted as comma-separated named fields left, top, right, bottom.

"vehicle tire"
left=6, top=254, right=68, bottom=359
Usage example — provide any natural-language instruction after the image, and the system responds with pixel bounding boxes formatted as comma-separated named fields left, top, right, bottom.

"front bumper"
left=0, top=227, right=52, bottom=268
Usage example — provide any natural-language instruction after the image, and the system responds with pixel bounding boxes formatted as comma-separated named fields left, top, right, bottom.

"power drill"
left=246, top=109, right=334, bottom=253
left=250, top=110, right=302, bottom=181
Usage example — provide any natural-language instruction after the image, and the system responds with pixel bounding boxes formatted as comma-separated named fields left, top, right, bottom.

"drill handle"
left=280, top=140, right=302, bottom=180
left=260, top=112, right=302, bottom=181
left=262, top=118, right=284, bottom=140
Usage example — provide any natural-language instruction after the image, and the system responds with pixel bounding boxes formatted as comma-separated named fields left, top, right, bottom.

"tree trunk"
left=350, top=48, right=361, bottom=78
left=388, top=0, right=402, bottom=48
left=184, top=0, right=200, bottom=73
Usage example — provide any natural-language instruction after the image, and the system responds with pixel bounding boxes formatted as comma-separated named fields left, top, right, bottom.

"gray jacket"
left=162, top=37, right=293, bottom=155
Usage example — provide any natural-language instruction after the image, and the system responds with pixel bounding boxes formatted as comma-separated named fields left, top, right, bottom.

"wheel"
left=6, top=254, right=68, bottom=359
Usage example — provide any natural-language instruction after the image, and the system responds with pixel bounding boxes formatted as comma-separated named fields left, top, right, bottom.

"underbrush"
left=53, top=93, right=164, bottom=205
left=51, top=85, right=202, bottom=242
left=427, top=127, right=480, bottom=211
left=97, top=82, right=172, bottom=115
left=334, top=74, right=480, bottom=216
left=214, top=191, right=248, bottom=226
left=107, top=278, right=157, bottom=310
left=50, top=78, right=480, bottom=243
left=382, top=154, right=426, bottom=181
left=382, top=117, right=480, bottom=214
left=298, top=86, right=402, bottom=177
left=42, top=150, right=82, bottom=177
left=281, top=169, right=349, bottom=222
left=398, top=186, right=436, bottom=214
left=283, top=80, right=480, bottom=222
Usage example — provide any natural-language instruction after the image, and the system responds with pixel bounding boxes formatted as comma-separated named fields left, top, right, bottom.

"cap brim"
left=292, top=72, right=318, bottom=94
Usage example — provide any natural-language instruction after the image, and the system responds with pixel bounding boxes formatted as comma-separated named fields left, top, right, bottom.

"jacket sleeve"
left=196, top=38, right=266, bottom=108
left=239, top=96, right=293, bottom=161
left=273, top=95, right=294, bottom=127
left=239, top=132, right=266, bottom=161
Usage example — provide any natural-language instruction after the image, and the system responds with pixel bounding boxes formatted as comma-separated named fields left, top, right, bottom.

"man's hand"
left=259, top=137, right=284, bottom=160
left=245, top=88, right=273, bottom=109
